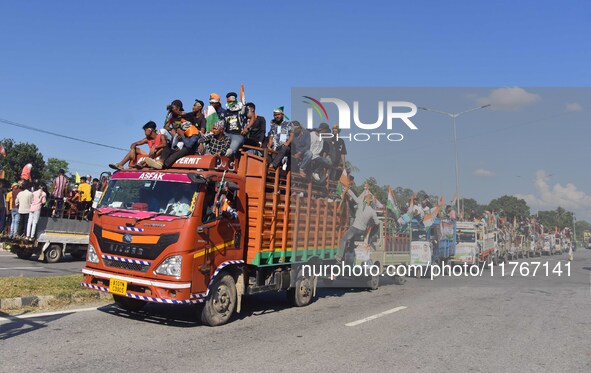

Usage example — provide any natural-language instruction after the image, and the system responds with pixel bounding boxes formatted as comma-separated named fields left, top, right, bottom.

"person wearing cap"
left=146, top=120, right=201, bottom=169
left=267, top=107, right=294, bottom=169
left=291, top=121, right=313, bottom=177
left=242, top=102, right=266, bottom=154
left=7, top=183, right=21, bottom=238
left=199, top=121, right=232, bottom=156
left=109, top=121, right=166, bottom=170
left=223, top=91, right=247, bottom=157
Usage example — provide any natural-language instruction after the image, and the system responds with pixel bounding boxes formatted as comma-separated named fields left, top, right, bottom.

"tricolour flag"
left=205, top=106, right=220, bottom=133
left=335, top=168, right=349, bottom=198
left=0, top=144, right=6, bottom=157
left=240, top=84, right=246, bottom=105
left=386, top=186, right=400, bottom=218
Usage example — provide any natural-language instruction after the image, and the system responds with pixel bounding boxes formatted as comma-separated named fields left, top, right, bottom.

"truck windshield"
left=99, top=179, right=199, bottom=217
left=456, top=230, right=476, bottom=243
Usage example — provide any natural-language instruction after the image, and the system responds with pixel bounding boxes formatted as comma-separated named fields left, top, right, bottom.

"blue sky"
left=0, top=0, right=590, bottom=220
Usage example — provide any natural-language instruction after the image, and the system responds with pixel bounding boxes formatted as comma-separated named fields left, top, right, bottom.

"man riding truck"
left=109, top=121, right=166, bottom=170
left=336, top=188, right=381, bottom=262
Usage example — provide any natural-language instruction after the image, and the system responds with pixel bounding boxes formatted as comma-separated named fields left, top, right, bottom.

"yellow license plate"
left=109, top=278, right=128, bottom=296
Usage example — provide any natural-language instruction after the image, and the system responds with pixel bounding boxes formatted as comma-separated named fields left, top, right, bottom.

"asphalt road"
left=1, top=250, right=590, bottom=372
left=0, top=249, right=85, bottom=278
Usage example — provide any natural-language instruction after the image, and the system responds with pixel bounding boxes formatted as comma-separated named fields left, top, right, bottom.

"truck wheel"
left=288, top=272, right=313, bottom=307
left=45, top=244, right=63, bottom=263
left=16, top=249, right=33, bottom=260
left=201, top=271, right=237, bottom=326
left=113, top=295, right=146, bottom=311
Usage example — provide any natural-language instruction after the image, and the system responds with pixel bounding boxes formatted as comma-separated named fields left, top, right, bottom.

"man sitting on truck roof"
left=145, top=120, right=201, bottom=169
left=336, top=189, right=381, bottom=263
left=199, top=121, right=232, bottom=156
left=109, top=121, right=166, bottom=170
left=291, top=121, right=312, bottom=178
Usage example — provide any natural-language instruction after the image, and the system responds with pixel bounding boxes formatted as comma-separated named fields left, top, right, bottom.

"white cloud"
left=474, top=168, right=495, bottom=177
left=565, top=102, right=583, bottom=112
left=516, top=171, right=591, bottom=218
left=477, top=87, right=540, bottom=111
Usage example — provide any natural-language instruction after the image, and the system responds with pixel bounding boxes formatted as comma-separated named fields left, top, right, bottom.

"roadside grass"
left=0, top=274, right=92, bottom=299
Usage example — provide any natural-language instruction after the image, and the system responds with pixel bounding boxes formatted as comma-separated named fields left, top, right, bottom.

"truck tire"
left=45, top=244, right=63, bottom=263
left=113, top=295, right=146, bottom=311
left=16, top=249, right=33, bottom=260
left=201, top=271, right=237, bottom=326
left=287, top=271, right=313, bottom=307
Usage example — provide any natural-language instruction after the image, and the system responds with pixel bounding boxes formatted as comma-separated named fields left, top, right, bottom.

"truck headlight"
left=87, top=244, right=99, bottom=263
left=154, top=255, right=182, bottom=277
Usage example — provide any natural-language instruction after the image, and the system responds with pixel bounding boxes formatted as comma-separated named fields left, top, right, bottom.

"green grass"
left=0, top=274, right=91, bottom=299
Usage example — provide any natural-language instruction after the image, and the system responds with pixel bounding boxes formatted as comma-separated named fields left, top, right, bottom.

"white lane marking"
left=0, top=267, right=44, bottom=270
left=0, top=306, right=103, bottom=322
left=345, top=306, right=407, bottom=327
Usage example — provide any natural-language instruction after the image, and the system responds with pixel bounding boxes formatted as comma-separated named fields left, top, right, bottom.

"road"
left=0, top=249, right=85, bottom=278
left=1, top=250, right=590, bottom=372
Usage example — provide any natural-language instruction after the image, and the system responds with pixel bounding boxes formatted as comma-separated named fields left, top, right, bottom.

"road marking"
left=0, top=306, right=102, bottom=322
left=345, top=306, right=407, bottom=327
left=0, top=267, right=44, bottom=270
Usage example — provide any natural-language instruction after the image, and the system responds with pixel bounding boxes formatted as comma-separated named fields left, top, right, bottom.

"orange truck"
left=82, top=152, right=346, bottom=325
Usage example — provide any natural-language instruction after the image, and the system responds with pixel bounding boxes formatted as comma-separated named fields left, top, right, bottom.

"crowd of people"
left=107, top=94, right=348, bottom=184
left=0, top=168, right=105, bottom=240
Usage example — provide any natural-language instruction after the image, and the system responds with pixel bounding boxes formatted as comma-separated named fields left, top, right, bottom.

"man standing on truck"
left=15, top=182, right=32, bottom=237
left=223, top=92, right=247, bottom=157
left=336, top=188, right=381, bottom=262
left=267, top=107, right=294, bottom=170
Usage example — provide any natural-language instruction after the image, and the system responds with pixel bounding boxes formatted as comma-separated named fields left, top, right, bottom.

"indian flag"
left=205, top=105, right=220, bottom=133
left=240, top=84, right=245, bottom=105
left=423, top=198, right=441, bottom=229
left=336, top=168, right=348, bottom=198
left=0, top=144, right=5, bottom=157
left=386, top=186, right=400, bottom=218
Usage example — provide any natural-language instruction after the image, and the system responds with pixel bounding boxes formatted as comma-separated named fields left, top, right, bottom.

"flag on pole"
left=240, top=84, right=245, bottom=105
left=386, top=186, right=400, bottom=218
left=0, top=144, right=6, bottom=157
left=335, top=168, right=349, bottom=198
left=450, top=192, right=458, bottom=208
left=205, top=105, right=220, bottom=133
left=75, top=171, right=81, bottom=184
left=408, top=193, right=416, bottom=218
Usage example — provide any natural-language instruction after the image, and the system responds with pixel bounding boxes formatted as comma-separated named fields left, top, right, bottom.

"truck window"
left=457, top=230, right=476, bottom=243
left=99, top=179, right=198, bottom=217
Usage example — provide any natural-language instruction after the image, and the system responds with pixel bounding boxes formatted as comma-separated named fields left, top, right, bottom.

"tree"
left=42, top=158, right=69, bottom=185
left=574, top=220, right=590, bottom=241
left=538, top=207, right=574, bottom=231
left=487, top=195, right=530, bottom=221
left=0, top=138, right=45, bottom=183
left=462, top=198, right=486, bottom=219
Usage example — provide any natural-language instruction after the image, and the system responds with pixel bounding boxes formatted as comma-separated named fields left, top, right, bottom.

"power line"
left=0, top=117, right=127, bottom=151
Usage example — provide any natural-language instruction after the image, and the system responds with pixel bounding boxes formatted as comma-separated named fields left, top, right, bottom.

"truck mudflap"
left=81, top=268, right=204, bottom=304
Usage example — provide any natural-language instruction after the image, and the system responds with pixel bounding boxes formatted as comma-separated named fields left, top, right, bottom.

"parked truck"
left=82, top=152, right=349, bottom=326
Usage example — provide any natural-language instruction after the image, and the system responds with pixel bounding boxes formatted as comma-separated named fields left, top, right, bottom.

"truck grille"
left=104, top=259, right=150, bottom=273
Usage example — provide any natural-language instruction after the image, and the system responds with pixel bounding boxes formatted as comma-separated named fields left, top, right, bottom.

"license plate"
left=109, top=278, right=127, bottom=296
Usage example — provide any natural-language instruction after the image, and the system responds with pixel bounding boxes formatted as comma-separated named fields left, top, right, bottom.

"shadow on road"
left=97, top=277, right=403, bottom=326
left=0, top=311, right=70, bottom=340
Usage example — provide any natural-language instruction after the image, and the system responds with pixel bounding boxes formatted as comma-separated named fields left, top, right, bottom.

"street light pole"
left=418, top=104, right=491, bottom=216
